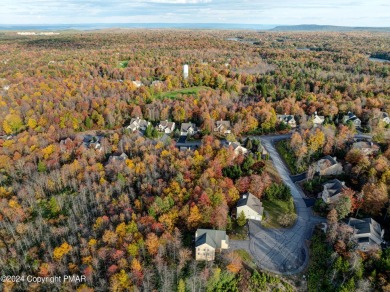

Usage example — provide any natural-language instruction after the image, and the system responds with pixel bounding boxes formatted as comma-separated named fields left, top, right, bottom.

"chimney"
left=243, top=194, right=247, bottom=199
left=333, top=157, right=337, bottom=162
left=341, top=181, right=345, bottom=186
left=314, top=111, right=317, bottom=116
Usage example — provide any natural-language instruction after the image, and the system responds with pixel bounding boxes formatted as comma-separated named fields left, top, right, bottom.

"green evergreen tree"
left=151, top=127, right=158, bottom=138
left=246, top=139, right=253, bottom=151
left=145, top=124, right=153, bottom=138
left=237, top=211, right=247, bottom=227
left=37, top=161, right=47, bottom=173
left=85, top=116, right=93, bottom=129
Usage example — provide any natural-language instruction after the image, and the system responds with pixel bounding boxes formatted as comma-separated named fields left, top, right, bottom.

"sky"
left=0, top=0, right=389, bottom=27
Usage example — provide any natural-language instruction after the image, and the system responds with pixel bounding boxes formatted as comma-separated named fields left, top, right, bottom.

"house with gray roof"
left=310, top=111, right=325, bottom=127
left=380, top=112, right=390, bottom=125
left=224, top=141, right=248, bottom=157
left=151, top=80, right=163, bottom=87
left=108, top=153, right=128, bottom=163
left=321, top=179, right=347, bottom=204
left=132, top=80, right=143, bottom=88
left=352, top=141, right=380, bottom=156
left=180, top=123, right=198, bottom=136
left=81, top=135, right=103, bottom=152
left=157, top=120, right=175, bottom=134
left=195, top=229, right=229, bottom=261
left=236, top=192, right=264, bottom=221
left=347, top=217, right=384, bottom=251
left=342, top=111, right=361, bottom=127
left=213, top=120, right=231, bottom=135
left=127, top=117, right=151, bottom=132
left=0, top=135, right=14, bottom=141
left=277, top=114, right=297, bottom=128
left=314, top=156, right=343, bottom=176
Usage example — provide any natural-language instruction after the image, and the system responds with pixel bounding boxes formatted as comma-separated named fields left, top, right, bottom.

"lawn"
left=155, top=86, right=211, bottom=100
left=118, top=60, right=129, bottom=68
left=261, top=197, right=296, bottom=229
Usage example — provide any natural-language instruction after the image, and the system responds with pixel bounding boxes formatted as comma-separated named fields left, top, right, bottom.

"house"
left=380, top=112, right=390, bottom=125
left=213, top=120, right=231, bottom=135
left=314, top=156, right=343, bottom=176
left=59, top=137, right=74, bottom=152
left=321, top=179, right=347, bottom=204
left=151, top=80, right=163, bottom=87
left=180, top=123, right=197, bottom=136
left=0, top=135, right=14, bottom=141
left=132, top=81, right=143, bottom=88
left=82, top=135, right=103, bottom=151
left=195, top=229, right=229, bottom=261
left=343, top=111, right=361, bottom=127
left=310, top=112, right=325, bottom=127
left=347, top=218, right=384, bottom=251
left=157, top=120, right=176, bottom=134
left=225, top=142, right=248, bottom=157
left=108, top=153, right=128, bottom=163
left=352, top=141, right=380, bottom=155
left=277, top=114, right=297, bottom=128
left=236, top=192, right=264, bottom=221
left=179, top=146, right=199, bottom=152
left=127, top=117, right=151, bottom=132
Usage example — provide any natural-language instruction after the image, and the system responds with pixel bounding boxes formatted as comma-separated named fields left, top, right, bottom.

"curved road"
left=230, top=134, right=326, bottom=275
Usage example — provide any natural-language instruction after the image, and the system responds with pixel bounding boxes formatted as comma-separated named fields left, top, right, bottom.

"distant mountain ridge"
left=271, top=24, right=390, bottom=32
left=0, top=23, right=277, bottom=31
left=1, top=23, right=389, bottom=32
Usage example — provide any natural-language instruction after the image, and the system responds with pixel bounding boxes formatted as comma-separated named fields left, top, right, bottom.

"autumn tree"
left=361, top=183, right=388, bottom=215
left=145, top=233, right=159, bottom=256
left=53, top=242, right=72, bottom=261
left=187, top=205, right=202, bottom=230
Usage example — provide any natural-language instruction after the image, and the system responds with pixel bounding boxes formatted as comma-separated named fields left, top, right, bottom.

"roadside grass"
left=262, top=197, right=296, bottom=229
left=264, top=160, right=282, bottom=183
left=234, top=249, right=257, bottom=269
left=275, top=140, right=308, bottom=174
left=154, top=86, right=211, bottom=100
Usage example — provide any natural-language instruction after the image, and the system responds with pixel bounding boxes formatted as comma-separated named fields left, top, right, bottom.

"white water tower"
left=183, top=64, right=189, bottom=79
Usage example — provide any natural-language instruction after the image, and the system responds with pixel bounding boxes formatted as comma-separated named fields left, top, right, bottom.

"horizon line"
left=0, top=23, right=389, bottom=28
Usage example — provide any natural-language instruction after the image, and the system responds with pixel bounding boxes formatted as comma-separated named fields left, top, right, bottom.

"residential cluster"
left=195, top=192, right=263, bottom=261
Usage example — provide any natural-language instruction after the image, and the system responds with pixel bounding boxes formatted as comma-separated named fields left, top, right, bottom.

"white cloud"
left=146, top=0, right=212, bottom=3
left=0, top=0, right=388, bottom=26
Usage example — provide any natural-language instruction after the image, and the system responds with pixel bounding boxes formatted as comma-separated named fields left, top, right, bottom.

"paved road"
left=231, top=133, right=326, bottom=275
left=232, top=132, right=371, bottom=274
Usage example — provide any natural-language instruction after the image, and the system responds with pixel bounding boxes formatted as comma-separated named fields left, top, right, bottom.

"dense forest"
left=0, top=30, right=389, bottom=291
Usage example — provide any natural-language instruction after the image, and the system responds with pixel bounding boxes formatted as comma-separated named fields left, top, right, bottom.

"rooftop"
left=317, top=155, right=338, bottom=169
left=237, top=192, right=264, bottom=215
left=323, top=179, right=346, bottom=197
left=195, top=229, right=228, bottom=249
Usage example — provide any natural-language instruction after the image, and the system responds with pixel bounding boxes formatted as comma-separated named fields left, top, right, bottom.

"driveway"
left=231, top=134, right=326, bottom=275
